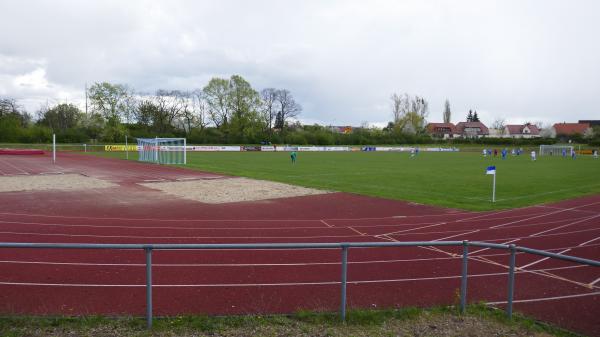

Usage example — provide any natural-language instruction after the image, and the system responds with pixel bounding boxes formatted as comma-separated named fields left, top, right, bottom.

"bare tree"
left=274, top=89, right=302, bottom=130
left=390, top=93, right=428, bottom=132
left=191, top=90, right=208, bottom=130
left=443, top=99, right=451, bottom=123
left=260, top=88, right=278, bottom=135
left=491, top=118, right=506, bottom=130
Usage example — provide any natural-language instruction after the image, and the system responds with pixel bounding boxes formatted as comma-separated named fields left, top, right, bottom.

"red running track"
left=0, top=153, right=599, bottom=335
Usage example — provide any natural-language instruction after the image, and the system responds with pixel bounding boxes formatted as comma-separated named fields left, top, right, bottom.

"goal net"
left=539, top=145, right=573, bottom=156
left=136, top=138, right=186, bottom=164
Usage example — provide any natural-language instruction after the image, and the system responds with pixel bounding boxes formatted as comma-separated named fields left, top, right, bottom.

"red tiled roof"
left=505, top=124, right=540, bottom=135
left=455, top=122, right=489, bottom=135
left=426, top=123, right=457, bottom=134
left=553, top=123, right=590, bottom=135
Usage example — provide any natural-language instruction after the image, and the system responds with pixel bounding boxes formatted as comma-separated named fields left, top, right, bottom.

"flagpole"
left=492, top=172, right=496, bottom=203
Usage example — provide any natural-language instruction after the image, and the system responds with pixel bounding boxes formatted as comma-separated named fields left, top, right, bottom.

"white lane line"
left=469, top=238, right=521, bottom=255
left=529, top=214, right=600, bottom=237
left=590, top=277, right=600, bottom=286
left=320, top=219, right=334, bottom=228
left=490, top=200, right=600, bottom=229
left=6, top=251, right=576, bottom=267
left=486, top=291, right=600, bottom=305
left=0, top=265, right=591, bottom=288
left=0, top=230, right=363, bottom=240
left=0, top=159, right=30, bottom=174
left=382, top=222, right=447, bottom=236
left=348, top=227, right=366, bottom=236
left=578, top=236, right=600, bottom=246
left=519, top=248, right=572, bottom=270
left=535, top=205, right=599, bottom=215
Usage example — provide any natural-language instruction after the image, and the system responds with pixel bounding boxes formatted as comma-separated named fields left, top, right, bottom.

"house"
left=552, top=122, right=591, bottom=136
left=455, top=121, right=489, bottom=138
left=579, top=120, right=600, bottom=127
left=503, top=123, right=540, bottom=138
left=425, top=123, right=459, bottom=139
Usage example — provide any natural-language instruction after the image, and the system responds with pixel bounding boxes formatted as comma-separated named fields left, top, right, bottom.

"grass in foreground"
left=91, top=151, right=600, bottom=211
left=0, top=305, right=584, bottom=337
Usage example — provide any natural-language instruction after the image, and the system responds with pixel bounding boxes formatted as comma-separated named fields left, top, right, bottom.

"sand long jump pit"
left=0, top=173, right=117, bottom=193
left=140, top=177, right=329, bottom=204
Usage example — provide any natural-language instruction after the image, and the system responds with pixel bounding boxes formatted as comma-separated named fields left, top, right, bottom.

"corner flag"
left=486, top=166, right=496, bottom=202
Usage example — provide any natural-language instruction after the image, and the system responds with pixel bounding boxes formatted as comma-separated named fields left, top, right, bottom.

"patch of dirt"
left=140, top=177, right=329, bottom=204
left=0, top=173, right=117, bottom=193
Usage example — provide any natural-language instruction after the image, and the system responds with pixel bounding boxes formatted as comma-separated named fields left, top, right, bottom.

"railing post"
left=460, top=240, right=469, bottom=314
left=145, top=247, right=153, bottom=329
left=340, top=244, right=349, bottom=322
left=506, top=244, right=516, bottom=319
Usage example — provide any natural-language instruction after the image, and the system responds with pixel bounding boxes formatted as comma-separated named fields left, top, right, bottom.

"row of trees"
left=2, top=82, right=599, bottom=145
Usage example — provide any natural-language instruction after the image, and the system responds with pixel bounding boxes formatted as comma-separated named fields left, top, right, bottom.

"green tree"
left=38, top=103, right=82, bottom=131
left=203, top=78, right=231, bottom=128
left=88, top=82, right=130, bottom=122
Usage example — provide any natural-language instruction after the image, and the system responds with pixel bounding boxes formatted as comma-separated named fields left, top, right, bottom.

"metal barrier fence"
left=1, top=241, right=599, bottom=329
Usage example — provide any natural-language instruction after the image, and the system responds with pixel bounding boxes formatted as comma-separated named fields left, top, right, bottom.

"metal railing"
left=1, top=241, right=598, bottom=329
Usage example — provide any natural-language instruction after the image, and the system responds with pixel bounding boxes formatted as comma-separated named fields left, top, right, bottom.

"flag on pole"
left=486, top=166, right=496, bottom=175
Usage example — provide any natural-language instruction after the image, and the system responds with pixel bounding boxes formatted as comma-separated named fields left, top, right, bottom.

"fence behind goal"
left=137, top=138, right=186, bottom=164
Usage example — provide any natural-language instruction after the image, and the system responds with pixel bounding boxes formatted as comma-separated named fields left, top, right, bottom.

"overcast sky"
left=1, top=0, right=598, bottom=127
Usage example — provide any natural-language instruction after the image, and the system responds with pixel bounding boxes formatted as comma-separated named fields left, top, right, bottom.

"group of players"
left=483, top=147, right=599, bottom=161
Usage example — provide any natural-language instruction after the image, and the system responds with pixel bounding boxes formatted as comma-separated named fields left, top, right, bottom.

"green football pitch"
left=94, top=151, right=600, bottom=211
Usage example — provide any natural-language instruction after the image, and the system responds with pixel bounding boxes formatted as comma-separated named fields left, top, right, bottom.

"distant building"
left=503, top=123, right=540, bottom=138
left=552, top=122, right=591, bottom=136
left=455, top=121, right=489, bottom=138
left=425, top=123, right=459, bottom=139
left=329, top=126, right=353, bottom=134
left=579, top=120, right=600, bottom=127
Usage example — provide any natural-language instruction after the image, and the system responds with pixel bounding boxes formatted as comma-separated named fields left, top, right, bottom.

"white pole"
left=52, top=134, right=56, bottom=164
left=84, top=144, right=87, bottom=152
left=492, top=172, right=496, bottom=203
left=154, top=137, right=158, bottom=163
left=125, top=135, right=129, bottom=160
left=183, top=138, right=187, bottom=165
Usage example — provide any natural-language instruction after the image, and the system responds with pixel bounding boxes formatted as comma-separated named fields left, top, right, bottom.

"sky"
left=1, top=0, right=599, bottom=128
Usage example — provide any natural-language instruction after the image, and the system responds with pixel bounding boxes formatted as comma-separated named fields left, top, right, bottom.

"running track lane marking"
left=381, top=222, right=447, bottom=236
left=1, top=243, right=597, bottom=267
left=0, top=231, right=364, bottom=240
left=489, top=200, right=600, bottom=229
left=578, top=236, right=600, bottom=246
left=0, top=212, right=587, bottom=232
left=535, top=205, right=600, bottom=215
left=590, top=277, right=600, bottom=287
left=348, top=227, right=366, bottom=236
left=0, top=159, right=30, bottom=175
left=0, top=266, right=592, bottom=288
left=486, top=291, right=600, bottom=305
left=0, top=211, right=475, bottom=222
left=519, top=248, right=572, bottom=270
left=320, top=219, right=334, bottom=227
left=529, top=214, right=600, bottom=237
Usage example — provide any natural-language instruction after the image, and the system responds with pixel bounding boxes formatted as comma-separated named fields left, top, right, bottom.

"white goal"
left=137, top=138, right=186, bottom=164
left=539, top=145, right=573, bottom=157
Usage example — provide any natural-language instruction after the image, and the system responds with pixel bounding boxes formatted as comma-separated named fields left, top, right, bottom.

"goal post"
left=136, top=137, right=187, bottom=165
left=539, top=145, right=573, bottom=156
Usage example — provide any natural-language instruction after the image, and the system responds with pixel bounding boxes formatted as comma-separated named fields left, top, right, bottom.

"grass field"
left=91, top=150, right=600, bottom=211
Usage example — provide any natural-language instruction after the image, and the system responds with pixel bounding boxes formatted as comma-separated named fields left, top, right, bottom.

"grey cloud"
left=0, top=0, right=599, bottom=125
